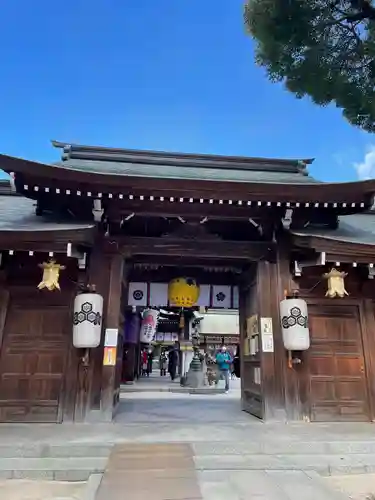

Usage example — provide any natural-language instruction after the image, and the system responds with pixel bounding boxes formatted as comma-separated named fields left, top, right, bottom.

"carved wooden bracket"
left=162, top=218, right=221, bottom=241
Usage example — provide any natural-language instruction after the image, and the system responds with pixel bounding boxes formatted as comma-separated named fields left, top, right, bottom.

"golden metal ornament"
left=323, top=268, right=349, bottom=298
left=37, top=260, right=66, bottom=291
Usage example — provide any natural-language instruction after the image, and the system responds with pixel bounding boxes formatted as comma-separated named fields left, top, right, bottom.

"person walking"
left=147, top=349, right=153, bottom=376
left=215, top=345, right=233, bottom=393
left=141, top=349, right=148, bottom=377
left=159, top=350, right=168, bottom=376
left=168, top=345, right=178, bottom=381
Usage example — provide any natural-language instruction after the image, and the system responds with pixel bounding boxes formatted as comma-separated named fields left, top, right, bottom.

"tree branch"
left=348, top=0, right=375, bottom=21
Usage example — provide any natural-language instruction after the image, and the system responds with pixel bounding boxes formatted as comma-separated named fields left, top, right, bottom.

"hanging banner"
left=197, top=284, right=211, bottom=307
left=149, top=283, right=168, bottom=306
left=128, top=282, right=148, bottom=306
left=128, top=283, right=239, bottom=309
left=211, top=285, right=231, bottom=308
left=232, top=287, right=239, bottom=309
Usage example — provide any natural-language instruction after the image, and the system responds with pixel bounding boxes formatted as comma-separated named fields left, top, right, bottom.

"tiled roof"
left=290, top=212, right=375, bottom=246
left=0, top=183, right=95, bottom=233
left=51, top=140, right=317, bottom=184
left=54, top=158, right=320, bottom=184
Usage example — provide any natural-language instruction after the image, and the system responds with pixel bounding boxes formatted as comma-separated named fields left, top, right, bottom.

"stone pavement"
left=326, top=473, right=375, bottom=499
left=0, top=478, right=86, bottom=500
left=121, top=371, right=230, bottom=394
left=96, top=443, right=201, bottom=500
left=3, top=382, right=375, bottom=499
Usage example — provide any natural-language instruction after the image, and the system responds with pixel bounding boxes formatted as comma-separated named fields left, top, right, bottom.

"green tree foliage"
left=244, top=0, right=375, bottom=132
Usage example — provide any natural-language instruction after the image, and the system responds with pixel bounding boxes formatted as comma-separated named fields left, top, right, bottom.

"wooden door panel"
left=310, top=379, right=335, bottom=401
left=335, top=379, right=366, bottom=400
left=307, top=304, right=369, bottom=422
left=240, top=279, right=264, bottom=419
left=0, top=296, right=69, bottom=423
left=309, top=356, right=335, bottom=376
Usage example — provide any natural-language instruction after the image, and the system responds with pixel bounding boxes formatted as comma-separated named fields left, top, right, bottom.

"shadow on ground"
left=115, top=392, right=252, bottom=424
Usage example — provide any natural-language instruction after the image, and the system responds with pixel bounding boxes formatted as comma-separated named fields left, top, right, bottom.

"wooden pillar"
left=276, top=247, right=309, bottom=421
left=0, top=289, right=9, bottom=353
left=67, top=267, right=91, bottom=423
left=100, top=253, right=124, bottom=421
left=240, top=254, right=293, bottom=422
left=361, top=299, right=375, bottom=422
left=256, top=260, right=287, bottom=421
left=78, top=247, right=125, bottom=423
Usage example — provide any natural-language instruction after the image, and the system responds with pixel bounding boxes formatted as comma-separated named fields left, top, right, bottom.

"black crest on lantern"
left=281, top=306, right=308, bottom=329
left=73, top=302, right=102, bottom=326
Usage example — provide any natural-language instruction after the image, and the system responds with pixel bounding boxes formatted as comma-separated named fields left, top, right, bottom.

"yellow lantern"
left=168, top=277, right=200, bottom=308
left=323, top=268, right=349, bottom=298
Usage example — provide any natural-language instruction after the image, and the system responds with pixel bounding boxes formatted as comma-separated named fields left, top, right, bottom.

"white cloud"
left=354, top=146, right=375, bottom=179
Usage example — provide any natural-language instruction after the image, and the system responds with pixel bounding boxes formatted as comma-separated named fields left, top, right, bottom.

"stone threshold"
left=120, top=385, right=226, bottom=394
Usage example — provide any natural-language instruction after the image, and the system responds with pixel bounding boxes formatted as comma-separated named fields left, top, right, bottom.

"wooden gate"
left=307, top=303, right=369, bottom=422
left=0, top=290, right=70, bottom=423
left=239, top=275, right=264, bottom=419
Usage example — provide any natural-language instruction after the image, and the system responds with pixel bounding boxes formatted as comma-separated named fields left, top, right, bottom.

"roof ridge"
left=51, top=140, right=313, bottom=174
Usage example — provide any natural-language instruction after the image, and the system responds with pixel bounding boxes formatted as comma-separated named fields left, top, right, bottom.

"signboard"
left=204, top=335, right=223, bottom=343
left=103, top=347, right=117, bottom=366
left=260, top=317, right=274, bottom=353
left=247, top=315, right=259, bottom=337
left=153, top=332, right=179, bottom=344
left=104, top=328, right=118, bottom=348
left=223, top=336, right=239, bottom=344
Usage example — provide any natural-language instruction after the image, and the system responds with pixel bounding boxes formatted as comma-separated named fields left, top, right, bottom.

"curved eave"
left=0, top=225, right=96, bottom=248
left=0, top=190, right=96, bottom=247
left=290, top=214, right=375, bottom=256
left=0, top=226, right=95, bottom=254
left=0, top=225, right=95, bottom=238
left=2, top=153, right=375, bottom=204
left=292, top=233, right=375, bottom=252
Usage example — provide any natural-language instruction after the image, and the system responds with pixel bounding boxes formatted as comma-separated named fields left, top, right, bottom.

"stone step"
left=198, top=470, right=349, bottom=500
left=194, top=453, right=375, bottom=476
left=0, top=457, right=108, bottom=481
left=0, top=443, right=113, bottom=458
left=2, top=440, right=375, bottom=459
left=193, top=440, right=375, bottom=455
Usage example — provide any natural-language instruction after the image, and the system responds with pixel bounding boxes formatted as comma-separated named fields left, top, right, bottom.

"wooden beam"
left=106, top=200, right=283, bottom=221
left=108, top=236, right=275, bottom=261
left=130, top=267, right=241, bottom=285
left=131, top=255, right=244, bottom=269
left=325, top=253, right=375, bottom=264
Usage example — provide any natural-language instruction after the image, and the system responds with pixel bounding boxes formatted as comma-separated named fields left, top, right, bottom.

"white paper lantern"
left=280, top=298, right=310, bottom=351
left=140, top=308, right=159, bottom=343
left=73, top=293, right=104, bottom=348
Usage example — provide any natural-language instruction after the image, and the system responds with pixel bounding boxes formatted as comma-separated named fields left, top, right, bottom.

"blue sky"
left=0, top=0, right=373, bottom=182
